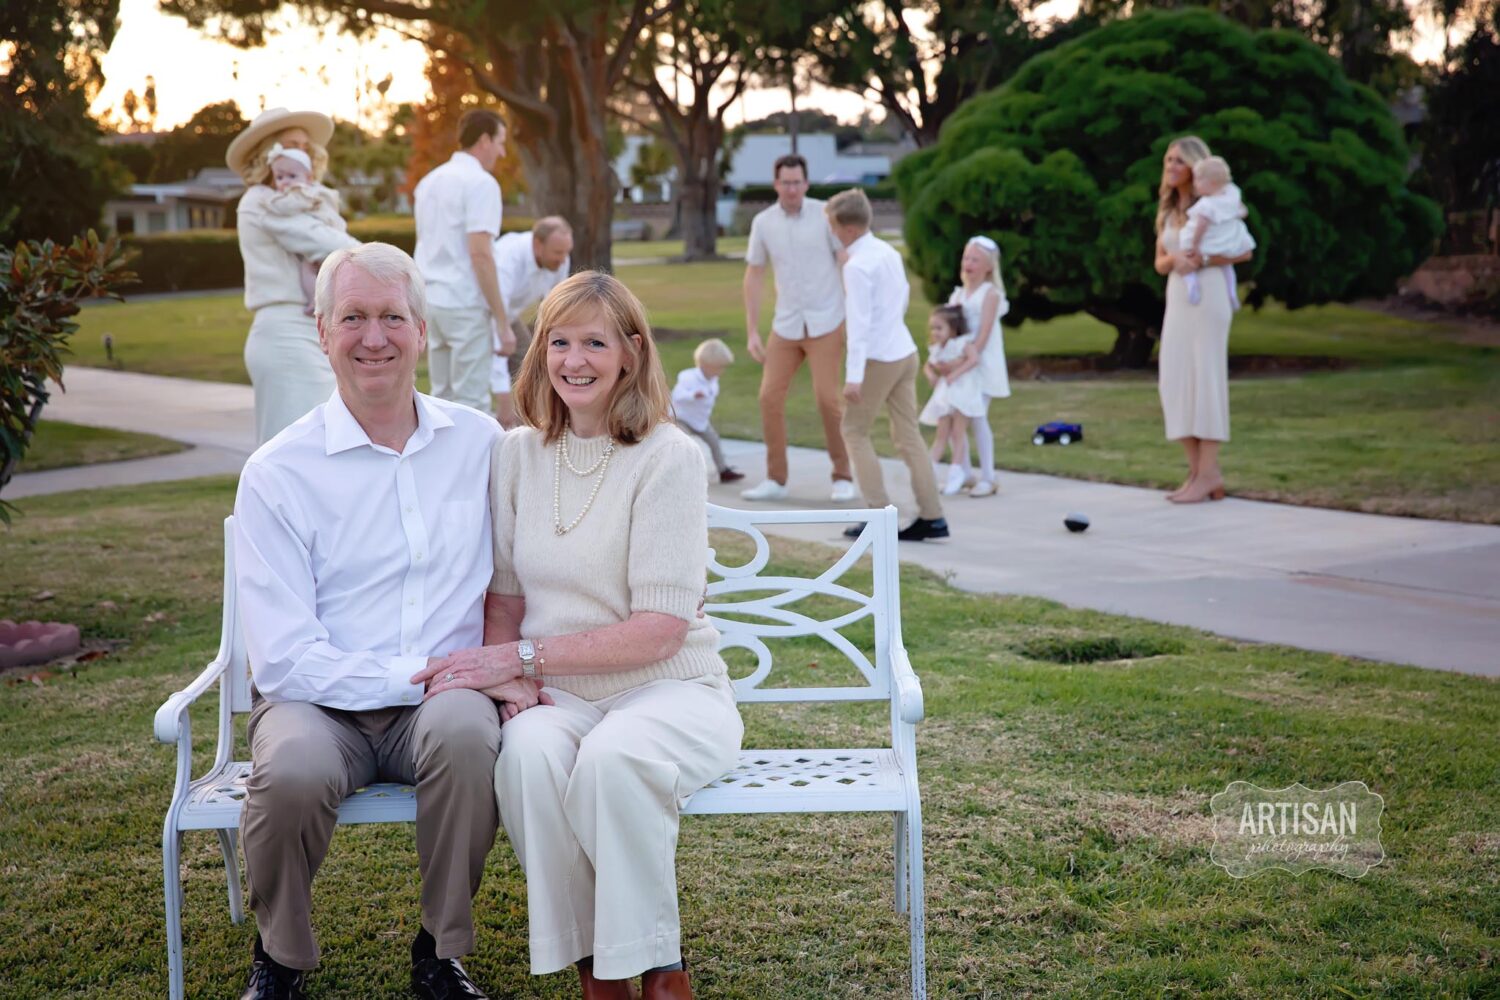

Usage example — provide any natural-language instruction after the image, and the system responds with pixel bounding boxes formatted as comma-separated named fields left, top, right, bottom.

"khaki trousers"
left=495, top=676, right=743, bottom=980
left=841, top=353, right=944, bottom=520
left=759, top=327, right=853, bottom=485
left=427, top=305, right=494, bottom=411
left=243, top=690, right=502, bottom=970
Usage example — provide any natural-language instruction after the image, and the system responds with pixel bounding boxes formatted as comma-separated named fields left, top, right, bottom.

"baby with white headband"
left=1181, top=155, right=1255, bottom=309
left=264, top=143, right=349, bottom=316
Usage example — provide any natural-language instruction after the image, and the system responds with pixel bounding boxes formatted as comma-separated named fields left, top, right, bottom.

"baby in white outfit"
left=1181, top=155, right=1255, bottom=310
left=264, top=143, right=348, bottom=316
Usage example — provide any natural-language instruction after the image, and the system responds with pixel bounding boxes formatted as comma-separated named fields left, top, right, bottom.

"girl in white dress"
left=946, top=235, right=1012, bottom=497
left=920, top=305, right=984, bottom=496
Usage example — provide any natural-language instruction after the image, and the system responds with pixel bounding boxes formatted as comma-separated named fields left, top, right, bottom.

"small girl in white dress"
left=948, top=235, right=1012, bottom=497
left=1182, top=155, right=1255, bottom=310
left=264, top=144, right=349, bottom=315
left=920, top=305, right=984, bottom=496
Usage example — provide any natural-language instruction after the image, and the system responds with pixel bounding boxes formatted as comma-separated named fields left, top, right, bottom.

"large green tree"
left=0, top=0, right=128, bottom=243
left=801, top=0, right=1098, bottom=146
left=895, top=9, right=1443, bottom=365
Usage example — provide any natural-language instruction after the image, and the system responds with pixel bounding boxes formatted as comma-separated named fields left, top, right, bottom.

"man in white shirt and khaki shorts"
left=489, top=216, right=573, bottom=427
left=741, top=154, right=858, bottom=503
left=231, top=243, right=543, bottom=1000
left=414, top=109, right=511, bottom=413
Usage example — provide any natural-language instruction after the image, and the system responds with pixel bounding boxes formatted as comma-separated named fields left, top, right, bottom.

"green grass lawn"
left=1, top=478, right=1495, bottom=997
left=16, top=420, right=186, bottom=473
left=71, top=260, right=1500, bottom=522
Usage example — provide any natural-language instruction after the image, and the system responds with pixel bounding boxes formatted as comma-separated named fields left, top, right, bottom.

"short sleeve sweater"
left=488, top=421, right=726, bottom=701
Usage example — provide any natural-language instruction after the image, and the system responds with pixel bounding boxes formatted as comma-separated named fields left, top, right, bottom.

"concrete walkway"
left=11, top=368, right=1499, bottom=677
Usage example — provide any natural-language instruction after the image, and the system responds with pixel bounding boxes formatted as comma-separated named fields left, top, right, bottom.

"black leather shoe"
left=241, top=955, right=305, bottom=1000
left=412, top=955, right=490, bottom=1000
left=897, top=517, right=950, bottom=541
left=842, top=522, right=867, bottom=539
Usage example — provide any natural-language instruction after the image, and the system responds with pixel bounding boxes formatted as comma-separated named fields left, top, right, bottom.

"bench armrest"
left=891, top=643, right=925, bottom=725
left=153, top=656, right=230, bottom=744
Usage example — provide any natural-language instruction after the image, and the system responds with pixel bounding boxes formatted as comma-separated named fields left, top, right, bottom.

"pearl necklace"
left=553, top=426, right=615, bottom=536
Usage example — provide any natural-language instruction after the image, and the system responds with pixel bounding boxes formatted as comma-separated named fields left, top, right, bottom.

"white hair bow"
left=267, top=143, right=312, bottom=172
left=967, top=235, right=999, bottom=252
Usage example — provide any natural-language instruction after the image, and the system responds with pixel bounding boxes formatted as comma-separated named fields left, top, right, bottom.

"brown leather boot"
left=577, top=958, right=640, bottom=1000
left=640, top=966, right=693, bottom=1000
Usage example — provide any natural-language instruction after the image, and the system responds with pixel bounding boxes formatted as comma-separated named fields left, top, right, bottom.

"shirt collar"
left=777, top=199, right=805, bottom=220
left=323, top=389, right=454, bottom=457
left=451, top=150, right=482, bottom=172
left=848, top=231, right=876, bottom=255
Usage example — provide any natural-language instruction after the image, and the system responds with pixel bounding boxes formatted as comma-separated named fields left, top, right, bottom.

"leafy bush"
left=895, top=9, right=1444, bottom=364
left=0, top=231, right=135, bottom=520
left=121, top=216, right=536, bottom=293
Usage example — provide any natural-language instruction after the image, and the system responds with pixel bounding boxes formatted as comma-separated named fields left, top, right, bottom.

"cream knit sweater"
left=488, top=421, right=727, bottom=701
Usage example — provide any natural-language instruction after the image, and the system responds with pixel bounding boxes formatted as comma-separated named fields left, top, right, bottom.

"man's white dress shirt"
left=233, top=390, right=502, bottom=711
left=413, top=151, right=503, bottom=310
left=493, top=231, right=570, bottom=318
left=745, top=198, right=845, bottom=338
left=841, top=232, right=916, bottom=384
left=670, top=367, right=720, bottom=432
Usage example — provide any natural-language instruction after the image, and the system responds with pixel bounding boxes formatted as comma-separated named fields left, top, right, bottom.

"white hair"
left=314, top=242, right=427, bottom=324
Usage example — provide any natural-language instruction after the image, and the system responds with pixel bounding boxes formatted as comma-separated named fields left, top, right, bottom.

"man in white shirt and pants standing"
left=231, top=243, right=545, bottom=1000
left=741, top=154, right=858, bottom=503
left=414, top=108, right=510, bottom=413
left=826, top=189, right=949, bottom=542
left=489, top=216, right=573, bottom=427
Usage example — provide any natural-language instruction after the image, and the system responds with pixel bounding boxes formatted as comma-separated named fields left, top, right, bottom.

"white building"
left=609, top=132, right=901, bottom=201
left=103, top=168, right=245, bottom=235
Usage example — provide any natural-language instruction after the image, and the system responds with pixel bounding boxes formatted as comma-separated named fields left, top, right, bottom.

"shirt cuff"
left=388, top=655, right=429, bottom=707
left=631, top=584, right=702, bottom=623
left=846, top=360, right=866, bottom=385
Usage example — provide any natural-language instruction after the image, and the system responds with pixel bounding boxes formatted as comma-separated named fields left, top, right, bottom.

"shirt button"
left=408, top=599, right=416, bottom=606
left=415, top=552, right=423, bottom=561
left=405, top=505, right=413, bottom=513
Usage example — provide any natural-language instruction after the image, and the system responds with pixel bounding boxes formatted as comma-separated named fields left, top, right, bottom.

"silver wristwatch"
left=517, top=639, right=537, bottom=679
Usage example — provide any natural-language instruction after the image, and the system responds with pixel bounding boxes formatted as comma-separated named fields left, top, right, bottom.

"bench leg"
left=906, top=797, right=926, bottom=1000
left=217, top=828, right=245, bottom=925
left=893, top=811, right=908, bottom=914
left=162, top=821, right=186, bottom=1000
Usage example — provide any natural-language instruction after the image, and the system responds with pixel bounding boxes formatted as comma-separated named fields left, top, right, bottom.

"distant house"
left=103, top=168, right=245, bottom=235
left=610, top=132, right=912, bottom=203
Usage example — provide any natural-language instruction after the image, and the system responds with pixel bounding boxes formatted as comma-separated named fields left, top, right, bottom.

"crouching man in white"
left=232, top=242, right=546, bottom=1000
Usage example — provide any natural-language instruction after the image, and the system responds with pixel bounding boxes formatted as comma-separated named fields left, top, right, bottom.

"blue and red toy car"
left=1032, top=421, right=1083, bottom=446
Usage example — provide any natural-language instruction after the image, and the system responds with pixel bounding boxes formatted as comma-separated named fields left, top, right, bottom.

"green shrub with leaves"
left=894, top=9, right=1444, bottom=365
left=0, top=231, right=135, bottom=521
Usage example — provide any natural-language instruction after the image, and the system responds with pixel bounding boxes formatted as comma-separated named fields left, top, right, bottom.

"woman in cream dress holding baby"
left=1153, top=135, right=1255, bottom=504
left=227, top=107, right=359, bottom=444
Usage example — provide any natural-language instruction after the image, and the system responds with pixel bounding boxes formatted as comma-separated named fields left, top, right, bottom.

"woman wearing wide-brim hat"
left=228, top=107, right=360, bottom=444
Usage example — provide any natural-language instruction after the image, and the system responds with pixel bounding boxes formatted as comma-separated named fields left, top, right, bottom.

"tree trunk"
left=1107, top=324, right=1158, bottom=368
left=513, top=125, right=616, bottom=271
left=676, top=117, right=722, bottom=260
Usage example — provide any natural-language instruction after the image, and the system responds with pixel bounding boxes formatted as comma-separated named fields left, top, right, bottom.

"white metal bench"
left=155, top=505, right=926, bottom=998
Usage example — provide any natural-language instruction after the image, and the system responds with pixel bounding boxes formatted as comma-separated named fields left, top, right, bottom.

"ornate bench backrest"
left=705, top=504, right=899, bottom=706
left=225, top=505, right=902, bottom=715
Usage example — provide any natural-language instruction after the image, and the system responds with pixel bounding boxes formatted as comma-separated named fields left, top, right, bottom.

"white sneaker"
left=830, top=479, right=858, bottom=503
left=740, top=479, right=789, bottom=501
left=942, top=464, right=967, bottom=496
left=969, top=479, right=997, bottom=498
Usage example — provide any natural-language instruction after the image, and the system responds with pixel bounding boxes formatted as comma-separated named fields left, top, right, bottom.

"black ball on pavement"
left=1064, top=512, right=1090, bottom=533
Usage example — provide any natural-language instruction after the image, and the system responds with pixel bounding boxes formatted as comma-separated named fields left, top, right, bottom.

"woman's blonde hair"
left=239, top=129, right=331, bottom=187
left=513, top=270, right=672, bottom=445
left=1156, top=135, right=1211, bottom=234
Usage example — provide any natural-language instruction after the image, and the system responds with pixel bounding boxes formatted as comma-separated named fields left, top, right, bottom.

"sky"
left=92, top=0, right=872, bottom=133
left=93, top=0, right=1460, bottom=135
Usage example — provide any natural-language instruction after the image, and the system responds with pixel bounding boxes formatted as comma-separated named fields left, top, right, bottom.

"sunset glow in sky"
left=93, top=0, right=1460, bottom=134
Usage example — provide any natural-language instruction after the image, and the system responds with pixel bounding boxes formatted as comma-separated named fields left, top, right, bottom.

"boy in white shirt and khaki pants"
left=826, top=189, right=949, bottom=542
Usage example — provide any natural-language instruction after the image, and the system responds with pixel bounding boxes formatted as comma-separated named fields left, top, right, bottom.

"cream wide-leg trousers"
left=495, top=674, right=743, bottom=980
left=244, top=304, right=336, bottom=446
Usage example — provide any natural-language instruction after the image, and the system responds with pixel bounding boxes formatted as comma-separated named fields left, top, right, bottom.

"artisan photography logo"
left=1210, top=781, right=1385, bottom=878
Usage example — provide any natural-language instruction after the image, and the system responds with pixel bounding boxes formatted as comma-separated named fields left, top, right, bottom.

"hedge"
left=123, top=216, right=535, bottom=294
left=736, top=181, right=897, bottom=203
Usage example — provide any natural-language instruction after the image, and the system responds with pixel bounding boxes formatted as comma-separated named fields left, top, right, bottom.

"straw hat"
left=226, top=107, right=335, bottom=177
